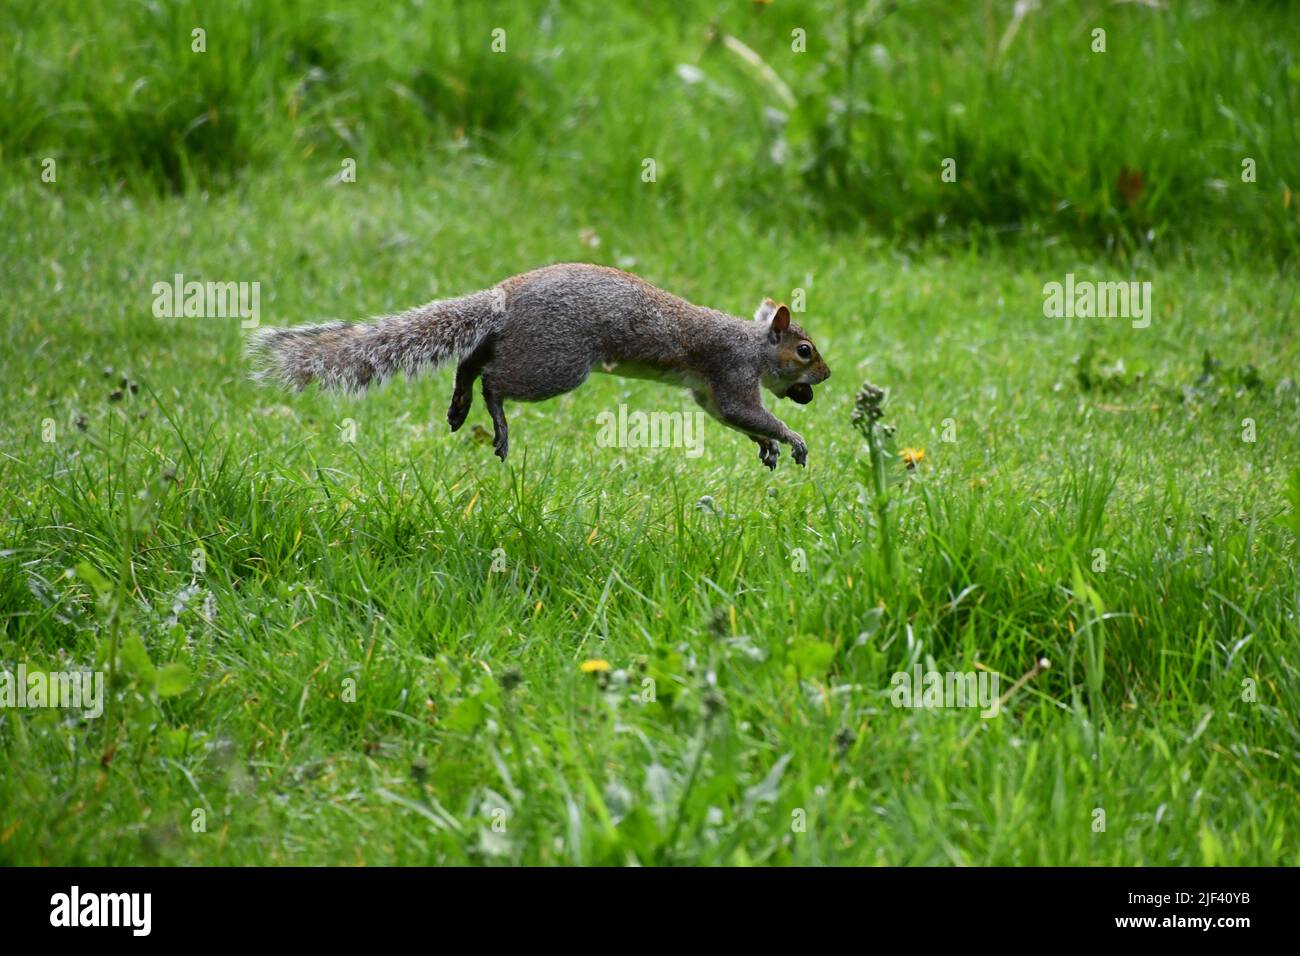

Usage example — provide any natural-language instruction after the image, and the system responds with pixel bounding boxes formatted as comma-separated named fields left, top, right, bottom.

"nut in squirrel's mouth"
left=784, top=383, right=814, bottom=405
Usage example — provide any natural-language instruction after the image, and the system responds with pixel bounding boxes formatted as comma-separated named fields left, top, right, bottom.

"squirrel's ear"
left=768, top=304, right=790, bottom=342
left=754, top=298, right=779, bottom=324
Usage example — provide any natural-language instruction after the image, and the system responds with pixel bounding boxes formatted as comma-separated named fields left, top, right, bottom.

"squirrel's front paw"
left=756, top=438, right=779, bottom=470
left=493, top=433, right=509, bottom=462
left=789, top=434, right=808, bottom=467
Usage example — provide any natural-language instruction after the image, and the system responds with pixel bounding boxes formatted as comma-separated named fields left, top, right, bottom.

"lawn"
left=1, top=0, right=1298, bottom=865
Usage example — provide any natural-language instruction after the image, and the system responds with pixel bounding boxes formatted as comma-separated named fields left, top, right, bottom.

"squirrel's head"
left=754, top=298, right=830, bottom=404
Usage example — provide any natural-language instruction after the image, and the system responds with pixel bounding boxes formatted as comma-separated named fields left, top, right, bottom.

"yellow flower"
left=901, top=447, right=925, bottom=469
left=579, top=659, right=611, bottom=674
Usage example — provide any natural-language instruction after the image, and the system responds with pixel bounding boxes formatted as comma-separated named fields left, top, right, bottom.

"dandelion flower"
left=901, top=447, right=925, bottom=469
left=579, top=659, right=611, bottom=674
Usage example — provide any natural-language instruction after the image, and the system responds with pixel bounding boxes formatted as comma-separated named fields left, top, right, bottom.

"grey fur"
left=247, top=289, right=503, bottom=393
left=247, top=263, right=831, bottom=469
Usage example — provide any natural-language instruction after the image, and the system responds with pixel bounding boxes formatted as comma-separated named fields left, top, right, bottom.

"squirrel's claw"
left=492, top=428, right=510, bottom=461
left=790, top=436, right=808, bottom=467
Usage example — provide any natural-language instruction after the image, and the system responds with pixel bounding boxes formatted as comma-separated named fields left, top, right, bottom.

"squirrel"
left=248, top=263, right=830, bottom=469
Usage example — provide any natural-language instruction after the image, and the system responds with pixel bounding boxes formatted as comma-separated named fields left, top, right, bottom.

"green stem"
left=662, top=721, right=710, bottom=863
left=864, top=423, right=895, bottom=578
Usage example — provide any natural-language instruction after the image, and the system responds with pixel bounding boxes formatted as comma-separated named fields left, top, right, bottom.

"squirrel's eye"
left=796, top=343, right=813, bottom=360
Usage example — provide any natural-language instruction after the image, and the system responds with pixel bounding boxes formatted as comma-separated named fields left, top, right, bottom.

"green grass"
left=3, top=0, right=1298, bottom=255
left=2, top=0, right=1299, bottom=866
left=1, top=157, right=1297, bottom=864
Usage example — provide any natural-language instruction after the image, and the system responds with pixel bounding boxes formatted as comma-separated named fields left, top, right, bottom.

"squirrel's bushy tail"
left=247, top=289, right=502, bottom=393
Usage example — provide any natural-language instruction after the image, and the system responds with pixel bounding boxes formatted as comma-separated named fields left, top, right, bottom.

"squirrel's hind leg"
left=448, top=338, right=495, bottom=432
left=446, top=373, right=474, bottom=432
left=481, top=382, right=509, bottom=462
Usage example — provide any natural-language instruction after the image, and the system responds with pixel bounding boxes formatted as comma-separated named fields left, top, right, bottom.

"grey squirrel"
left=248, top=263, right=830, bottom=469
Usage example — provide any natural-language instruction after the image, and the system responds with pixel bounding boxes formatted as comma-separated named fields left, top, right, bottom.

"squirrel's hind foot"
left=447, top=390, right=472, bottom=432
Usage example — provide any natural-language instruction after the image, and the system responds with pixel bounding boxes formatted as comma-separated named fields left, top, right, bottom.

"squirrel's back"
left=498, top=263, right=742, bottom=365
